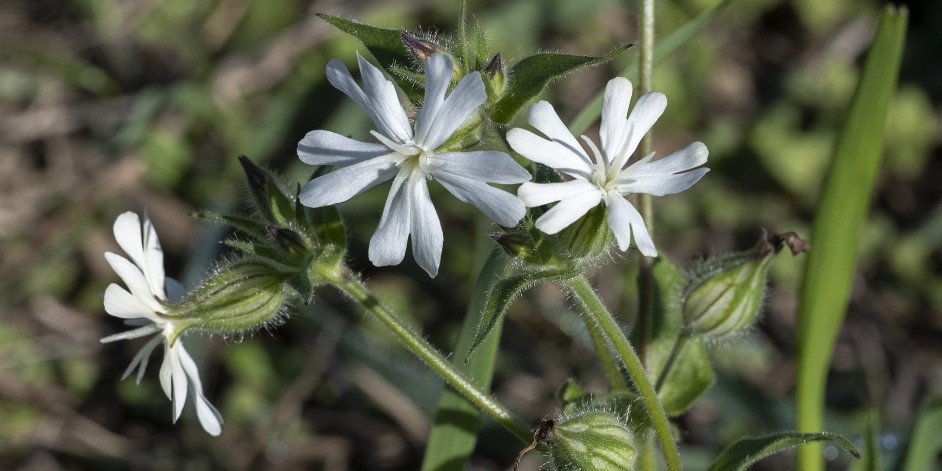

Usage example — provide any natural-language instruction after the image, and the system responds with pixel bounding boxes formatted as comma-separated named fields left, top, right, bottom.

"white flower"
left=100, top=211, right=223, bottom=436
left=297, top=52, right=530, bottom=277
left=507, top=77, right=709, bottom=257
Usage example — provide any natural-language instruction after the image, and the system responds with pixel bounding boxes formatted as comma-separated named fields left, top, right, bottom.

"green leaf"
left=466, top=265, right=579, bottom=361
left=642, top=257, right=714, bottom=416
left=318, top=14, right=423, bottom=100
left=795, top=7, right=908, bottom=470
left=191, top=210, right=269, bottom=241
left=489, top=44, right=632, bottom=124
left=901, top=397, right=942, bottom=471
left=707, top=432, right=860, bottom=471
left=304, top=203, right=346, bottom=250
left=568, top=0, right=732, bottom=135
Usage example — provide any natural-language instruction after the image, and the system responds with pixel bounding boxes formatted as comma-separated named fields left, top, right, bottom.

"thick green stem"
left=568, top=275, right=682, bottom=471
left=333, top=269, right=531, bottom=442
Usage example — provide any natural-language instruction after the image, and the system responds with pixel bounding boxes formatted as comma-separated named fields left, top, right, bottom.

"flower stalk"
left=331, top=268, right=532, bottom=442
left=567, top=275, right=682, bottom=471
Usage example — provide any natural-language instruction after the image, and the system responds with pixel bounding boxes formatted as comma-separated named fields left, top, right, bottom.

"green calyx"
left=544, top=408, right=637, bottom=471
left=560, top=205, right=614, bottom=261
left=174, top=260, right=288, bottom=335
left=683, top=231, right=809, bottom=339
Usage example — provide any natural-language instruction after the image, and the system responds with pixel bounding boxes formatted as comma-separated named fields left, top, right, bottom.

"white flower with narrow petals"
left=507, top=77, right=709, bottom=257
left=100, top=211, right=223, bottom=436
left=297, top=52, right=531, bottom=277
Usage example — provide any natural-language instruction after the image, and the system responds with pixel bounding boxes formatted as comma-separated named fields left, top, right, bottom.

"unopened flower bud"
left=559, top=206, right=613, bottom=260
left=237, top=155, right=294, bottom=226
left=268, top=224, right=307, bottom=255
left=544, top=409, right=636, bottom=471
left=683, top=232, right=809, bottom=339
left=483, top=53, right=506, bottom=98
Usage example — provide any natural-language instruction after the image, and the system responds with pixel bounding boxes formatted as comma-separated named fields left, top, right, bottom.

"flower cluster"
left=298, top=54, right=708, bottom=271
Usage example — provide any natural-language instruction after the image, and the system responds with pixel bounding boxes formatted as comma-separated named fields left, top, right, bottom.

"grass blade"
left=795, top=7, right=908, bottom=471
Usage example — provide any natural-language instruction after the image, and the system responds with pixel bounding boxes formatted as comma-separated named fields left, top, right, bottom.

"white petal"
left=167, top=342, right=189, bottom=422
left=435, top=171, right=526, bottom=227
left=368, top=171, right=412, bottom=267
left=113, top=212, right=145, bottom=275
left=507, top=128, right=593, bottom=180
left=605, top=194, right=656, bottom=256
left=622, top=141, right=709, bottom=176
left=413, top=53, right=453, bottom=146
left=103, top=284, right=161, bottom=321
left=193, top=394, right=224, bottom=436
left=298, top=156, right=400, bottom=208
left=121, top=334, right=163, bottom=383
left=408, top=178, right=443, bottom=277
left=101, top=323, right=162, bottom=344
left=176, top=342, right=223, bottom=436
left=140, top=213, right=166, bottom=299
left=415, top=57, right=486, bottom=149
left=433, top=151, right=531, bottom=184
left=534, top=189, right=603, bottom=234
left=611, top=92, right=667, bottom=170
left=113, top=212, right=165, bottom=300
left=526, top=101, right=593, bottom=169
left=517, top=180, right=599, bottom=207
left=326, top=56, right=412, bottom=144
left=158, top=340, right=174, bottom=399
left=357, top=54, right=414, bottom=143
left=104, top=253, right=164, bottom=314
left=297, top=130, right=390, bottom=166
left=615, top=168, right=709, bottom=196
left=599, top=77, right=633, bottom=166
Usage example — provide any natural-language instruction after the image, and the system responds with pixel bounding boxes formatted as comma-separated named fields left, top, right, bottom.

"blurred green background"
left=0, top=0, right=939, bottom=469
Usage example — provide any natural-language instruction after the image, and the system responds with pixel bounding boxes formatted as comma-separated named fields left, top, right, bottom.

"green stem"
left=333, top=269, right=531, bottom=442
left=581, top=308, right=629, bottom=392
left=636, top=0, right=657, bottom=367
left=568, top=275, right=682, bottom=471
left=655, top=330, right=692, bottom=391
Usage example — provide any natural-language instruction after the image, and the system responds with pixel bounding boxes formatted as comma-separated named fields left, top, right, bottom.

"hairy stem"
left=582, top=308, right=629, bottom=391
left=636, top=0, right=657, bottom=367
left=334, top=269, right=531, bottom=442
left=568, top=275, right=682, bottom=471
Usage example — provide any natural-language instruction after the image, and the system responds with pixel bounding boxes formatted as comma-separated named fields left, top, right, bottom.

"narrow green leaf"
left=318, top=14, right=423, bottom=100
left=568, top=0, right=732, bottom=134
left=708, top=432, right=859, bottom=471
left=642, top=257, right=714, bottom=416
left=796, top=7, right=908, bottom=470
left=191, top=210, right=269, bottom=241
left=489, top=44, right=632, bottom=124
left=467, top=266, right=579, bottom=361
left=901, top=398, right=942, bottom=471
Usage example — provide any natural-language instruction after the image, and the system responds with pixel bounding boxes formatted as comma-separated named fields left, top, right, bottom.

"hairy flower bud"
left=401, top=31, right=443, bottom=62
left=683, top=232, right=809, bottom=339
left=543, top=409, right=636, bottom=471
left=483, top=53, right=506, bottom=98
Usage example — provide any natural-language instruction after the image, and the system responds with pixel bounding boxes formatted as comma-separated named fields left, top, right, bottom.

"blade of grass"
left=795, top=7, right=908, bottom=471
left=900, top=398, right=942, bottom=471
